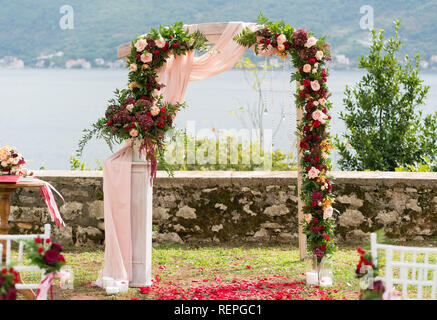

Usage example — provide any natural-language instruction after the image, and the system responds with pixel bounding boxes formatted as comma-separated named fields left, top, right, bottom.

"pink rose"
left=129, top=64, right=137, bottom=72
left=129, top=129, right=138, bottom=137
left=312, top=110, right=327, bottom=124
left=319, top=98, right=326, bottom=105
left=140, top=53, right=153, bottom=63
left=134, top=39, right=147, bottom=52
left=310, top=80, right=320, bottom=91
left=155, top=38, right=166, bottom=49
left=304, top=37, right=317, bottom=48
left=316, top=50, right=324, bottom=61
left=277, top=43, right=285, bottom=51
left=303, top=64, right=311, bottom=73
left=308, top=167, right=320, bottom=180
left=126, top=104, right=134, bottom=112
left=151, top=106, right=160, bottom=116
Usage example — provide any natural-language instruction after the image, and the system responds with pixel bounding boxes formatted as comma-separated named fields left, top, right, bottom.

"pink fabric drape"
left=98, top=22, right=263, bottom=285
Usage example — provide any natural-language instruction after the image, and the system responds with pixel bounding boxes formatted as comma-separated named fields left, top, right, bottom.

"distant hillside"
left=1, top=0, right=437, bottom=67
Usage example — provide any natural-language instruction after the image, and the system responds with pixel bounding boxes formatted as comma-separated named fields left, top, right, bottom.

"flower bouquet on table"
left=0, top=145, right=33, bottom=177
left=77, top=21, right=209, bottom=177
left=0, top=267, right=19, bottom=300
left=25, top=237, right=70, bottom=300
left=355, top=247, right=401, bottom=300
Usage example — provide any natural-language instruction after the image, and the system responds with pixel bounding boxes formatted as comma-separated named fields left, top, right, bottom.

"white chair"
left=371, top=233, right=437, bottom=300
left=0, top=224, right=51, bottom=300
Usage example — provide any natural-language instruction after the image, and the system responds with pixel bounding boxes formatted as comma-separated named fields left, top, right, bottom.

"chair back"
left=371, top=233, right=437, bottom=300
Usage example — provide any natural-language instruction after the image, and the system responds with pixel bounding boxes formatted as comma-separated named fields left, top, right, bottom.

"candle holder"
left=319, top=258, right=333, bottom=287
left=305, top=254, right=320, bottom=286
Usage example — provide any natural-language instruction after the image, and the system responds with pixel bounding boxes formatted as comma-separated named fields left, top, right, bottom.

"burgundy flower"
left=43, top=249, right=60, bottom=266
left=312, top=190, right=324, bottom=202
left=292, top=29, right=308, bottom=46
left=5, top=287, right=17, bottom=300
left=372, top=280, right=385, bottom=292
left=0, top=276, right=4, bottom=287
left=314, top=248, right=324, bottom=258
left=50, top=243, right=63, bottom=253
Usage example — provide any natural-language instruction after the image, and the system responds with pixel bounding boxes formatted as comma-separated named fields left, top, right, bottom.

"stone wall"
left=7, top=171, right=437, bottom=247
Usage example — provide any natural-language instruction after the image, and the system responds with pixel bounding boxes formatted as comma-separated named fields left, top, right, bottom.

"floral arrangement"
left=25, top=237, right=66, bottom=274
left=234, top=14, right=336, bottom=260
left=0, top=145, right=32, bottom=176
left=77, top=22, right=208, bottom=177
left=355, top=247, right=401, bottom=300
left=0, top=267, right=19, bottom=300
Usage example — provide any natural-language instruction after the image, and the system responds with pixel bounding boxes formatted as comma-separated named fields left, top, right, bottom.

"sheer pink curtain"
left=98, top=22, right=261, bottom=286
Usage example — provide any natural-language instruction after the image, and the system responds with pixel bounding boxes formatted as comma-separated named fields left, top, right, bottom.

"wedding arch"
left=80, top=15, right=336, bottom=288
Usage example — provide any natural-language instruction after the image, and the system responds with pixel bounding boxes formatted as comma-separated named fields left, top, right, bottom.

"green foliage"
left=335, top=21, right=437, bottom=171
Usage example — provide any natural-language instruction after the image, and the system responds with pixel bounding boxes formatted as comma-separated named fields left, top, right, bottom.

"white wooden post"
left=296, top=84, right=306, bottom=260
left=129, top=145, right=153, bottom=287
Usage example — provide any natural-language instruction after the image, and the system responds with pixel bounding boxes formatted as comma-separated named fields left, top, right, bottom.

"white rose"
left=313, top=101, right=319, bottom=106
left=134, top=39, right=147, bottom=52
left=312, top=68, right=317, bottom=74
left=305, top=37, right=317, bottom=48
left=323, top=206, right=333, bottom=220
left=129, top=64, right=137, bottom=72
left=155, top=38, right=166, bottom=49
left=299, top=85, right=305, bottom=91
left=140, top=53, right=153, bottom=63
left=277, top=34, right=287, bottom=44
left=315, top=50, right=324, bottom=61
left=310, top=80, right=320, bottom=91
left=303, top=64, right=311, bottom=73
left=126, top=104, right=134, bottom=112
left=1, top=161, right=8, bottom=167
left=314, top=63, right=319, bottom=68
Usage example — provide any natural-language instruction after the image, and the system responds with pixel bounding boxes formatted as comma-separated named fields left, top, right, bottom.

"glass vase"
left=319, top=258, right=333, bottom=287
left=305, top=255, right=320, bottom=286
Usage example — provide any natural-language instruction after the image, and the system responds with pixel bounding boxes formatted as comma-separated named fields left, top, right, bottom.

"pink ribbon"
left=35, top=179, right=66, bottom=229
left=36, top=271, right=71, bottom=300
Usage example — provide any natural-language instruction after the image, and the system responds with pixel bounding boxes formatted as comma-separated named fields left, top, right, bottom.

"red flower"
left=136, top=54, right=141, bottom=61
left=131, top=123, right=136, bottom=129
left=357, top=247, right=366, bottom=255
left=160, top=108, right=166, bottom=113
left=313, top=120, right=321, bottom=128
left=154, top=49, right=160, bottom=55
left=312, top=201, right=317, bottom=207
left=50, top=243, right=63, bottom=253
left=322, top=108, right=327, bottom=114
left=265, top=39, right=271, bottom=45
left=146, top=112, right=152, bottom=117
left=299, top=141, right=309, bottom=150
left=313, top=218, right=319, bottom=223
left=157, top=122, right=165, bottom=128
left=43, top=249, right=60, bottom=266
left=322, top=69, right=327, bottom=77
left=58, top=254, right=66, bottom=263
left=306, top=166, right=311, bottom=172
left=2, top=268, right=7, bottom=275
left=38, top=247, right=44, bottom=254
left=315, top=155, right=321, bottom=162
left=303, top=79, right=311, bottom=87
left=35, top=237, right=42, bottom=244
left=275, top=33, right=280, bottom=37
left=172, top=43, right=178, bottom=49
left=320, top=245, right=327, bottom=251
left=246, top=265, right=252, bottom=269
left=299, top=91, right=306, bottom=98
left=308, top=58, right=316, bottom=65
left=124, top=125, right=130, bottom=131
left=140, top=286, right=152, bottom=294
left=303, top=125, right=310, bottom=132
left=160, top=115, right=166, bottom=120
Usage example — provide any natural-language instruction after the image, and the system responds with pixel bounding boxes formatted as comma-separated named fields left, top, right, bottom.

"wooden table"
left=0, top=179, right=46, bottom=300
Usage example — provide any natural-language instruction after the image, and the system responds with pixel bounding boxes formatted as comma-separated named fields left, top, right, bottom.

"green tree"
left=335, top=21, right=437, bottom=171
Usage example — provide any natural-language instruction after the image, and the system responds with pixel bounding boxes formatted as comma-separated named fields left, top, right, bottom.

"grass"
left=15, top=239, right=437, bottom=300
